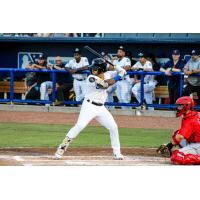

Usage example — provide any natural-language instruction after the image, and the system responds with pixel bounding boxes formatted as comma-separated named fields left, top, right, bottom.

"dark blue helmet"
left=90, top=58, right=107, bottom=73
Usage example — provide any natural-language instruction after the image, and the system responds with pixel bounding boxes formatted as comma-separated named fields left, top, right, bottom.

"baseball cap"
left=38, top=54, right=45, bottom=60
left=191, top=49, right=199, bottom=56
left=118, top=46, right=125, bottom=52
left=138, top=52, right=147, bottom=58
left=172, top=49, right=180, bottom=55
left=74, top=48, right=81, bottom=54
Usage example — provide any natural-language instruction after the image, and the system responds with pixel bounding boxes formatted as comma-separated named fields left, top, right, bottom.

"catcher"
left=157, top=96, right=200, bottom=165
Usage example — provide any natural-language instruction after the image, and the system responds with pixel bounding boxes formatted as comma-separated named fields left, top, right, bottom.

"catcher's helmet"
left=90, top=58, right=107, bottom=74
left=175, top=96, right=195, bottom=117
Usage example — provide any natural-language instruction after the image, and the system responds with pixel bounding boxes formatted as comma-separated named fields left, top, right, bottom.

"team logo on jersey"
left=89, top=77, right=95, bottom=82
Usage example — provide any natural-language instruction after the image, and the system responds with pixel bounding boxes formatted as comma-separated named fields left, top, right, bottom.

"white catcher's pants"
left=73, top=79, right=87, bottom=101
left=67, top=99, right=121, bottom=155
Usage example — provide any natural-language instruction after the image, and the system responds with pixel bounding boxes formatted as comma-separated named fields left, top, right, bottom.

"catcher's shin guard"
left=171, top=150, right=200, bottom=165
left=55, top=137, right=72, bottom=159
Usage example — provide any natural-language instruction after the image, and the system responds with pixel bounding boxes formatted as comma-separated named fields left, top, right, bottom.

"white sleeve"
left=115, top=65, right=123, bottom=72
left=65, top=60, right=73, bottom=68
left=83, top=57, right=89, bottom=66
left=124, top=57, right=131, bottom=66
left=132, top=62, right=140, bottom=69
left=144, top=61, right=153, bottom=70
left=87, top=75, right=108, bottom=89
left=107, top=71, right=117, bottom=78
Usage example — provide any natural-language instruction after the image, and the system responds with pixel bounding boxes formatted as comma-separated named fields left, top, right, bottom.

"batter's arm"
left=104, top=70, right=126, bottom=87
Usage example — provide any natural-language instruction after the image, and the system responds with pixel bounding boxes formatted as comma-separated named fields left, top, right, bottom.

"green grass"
left=0, top=123, right=172, bottom=148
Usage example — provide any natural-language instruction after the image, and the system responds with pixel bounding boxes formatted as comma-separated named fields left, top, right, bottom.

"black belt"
left=87, top=99, right=103, bottom=106
left=75, top=78, right=86, bottom=81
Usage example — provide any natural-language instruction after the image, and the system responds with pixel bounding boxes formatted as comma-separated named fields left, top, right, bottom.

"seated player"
left=157, top=96, right=200, bottom=165
left=131, top=52, right=157, bottom=110
left=55, top=58, right=126, bottom=160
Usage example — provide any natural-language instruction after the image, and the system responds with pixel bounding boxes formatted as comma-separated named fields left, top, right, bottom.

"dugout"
left=0, top=34, right=200, bottom=69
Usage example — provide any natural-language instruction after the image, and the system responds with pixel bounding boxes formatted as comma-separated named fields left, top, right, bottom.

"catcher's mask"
left=175, top=96, right=195, bottom=117
left=90, top=58, right=107, bottom=75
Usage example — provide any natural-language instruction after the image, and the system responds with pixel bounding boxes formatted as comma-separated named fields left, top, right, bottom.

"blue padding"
left=0, top=68, right=200, bottom=109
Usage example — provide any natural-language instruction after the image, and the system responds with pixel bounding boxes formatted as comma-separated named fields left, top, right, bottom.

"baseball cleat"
left=55, top=137, right=72, bottom=159
left=113, top=153, right=124, bottom=160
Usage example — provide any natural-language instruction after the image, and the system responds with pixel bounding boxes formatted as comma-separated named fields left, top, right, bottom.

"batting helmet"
left=90, top=58, right=107, bottom=74
left=175, top=96, right=195, bottom=117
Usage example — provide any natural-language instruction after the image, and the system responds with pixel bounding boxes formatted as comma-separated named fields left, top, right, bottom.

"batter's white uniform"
left=132, top=61, right=157, bottom=109
left=113, top=57, right=132, bottom=108
left=66, top=57, right=89, bottom=101
left=66, top=71, right=122, bottom=155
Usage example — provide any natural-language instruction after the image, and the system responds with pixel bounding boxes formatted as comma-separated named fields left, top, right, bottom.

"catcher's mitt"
left=156, top=143, right=173, bottom=158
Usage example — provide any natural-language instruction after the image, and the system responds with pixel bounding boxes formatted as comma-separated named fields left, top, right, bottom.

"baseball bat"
left=84, top=46, right=114, bottom=66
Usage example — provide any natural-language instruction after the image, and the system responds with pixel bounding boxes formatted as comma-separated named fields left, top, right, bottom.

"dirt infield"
left=0, top=147, right=171, bottom=166
left=0, top=110, right=181, bottom=129
left=0, top=110, right=177, bottom=165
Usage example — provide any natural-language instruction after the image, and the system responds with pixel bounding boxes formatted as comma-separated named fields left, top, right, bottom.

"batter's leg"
left=95, top=107, right=123, bottom=160
left=55, top=100, right=97, bottom=158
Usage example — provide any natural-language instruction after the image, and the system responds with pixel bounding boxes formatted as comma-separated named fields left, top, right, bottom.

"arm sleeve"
left=179, top=121, right=193, bottom=140
left=65, top=61, right=72, bottom=68
left=132, top=62, right=139, bottom=69
left=83, top=57, right=89, bottom=66
left=144, top=61, right=153, bottom=70
left=125, top=58, right=131, bottom=66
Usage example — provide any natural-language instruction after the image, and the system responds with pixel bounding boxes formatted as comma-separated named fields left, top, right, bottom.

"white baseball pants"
left=40, top=81, right=53, bottom=100
left=73, top=79, right=87, bottom=101
left=66, top=99, right=121, bottom=155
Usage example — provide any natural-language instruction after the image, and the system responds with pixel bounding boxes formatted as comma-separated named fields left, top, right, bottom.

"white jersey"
left=133, top=60, right=154, bottom=83
left=113, top=57, right=131, bottom=72
left=84, top=71, right=117, bottom=104
left=66, top=57, right=89, bottom=80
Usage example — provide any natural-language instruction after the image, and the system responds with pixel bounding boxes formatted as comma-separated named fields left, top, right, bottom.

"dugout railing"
left=0, top=68, right=199, bottom=109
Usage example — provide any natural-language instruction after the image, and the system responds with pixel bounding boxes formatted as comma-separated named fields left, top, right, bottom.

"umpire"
left=182, top=50, right=200, bottom=104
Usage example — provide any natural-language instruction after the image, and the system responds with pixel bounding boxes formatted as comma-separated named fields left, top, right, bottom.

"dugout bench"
left=0, top=81, right=75, bottom=102
left=0, top=81, right=26, bottom=99
left=154, top=85, right=198, bottom=103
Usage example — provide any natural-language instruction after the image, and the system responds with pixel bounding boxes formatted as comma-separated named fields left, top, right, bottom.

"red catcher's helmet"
left=175, top=96, right=195, bottom=117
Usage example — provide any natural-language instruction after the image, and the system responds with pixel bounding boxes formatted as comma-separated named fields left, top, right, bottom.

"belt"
left=87, top=99, right=103, bottom=106
left=75, top=78, right=86, bottom=81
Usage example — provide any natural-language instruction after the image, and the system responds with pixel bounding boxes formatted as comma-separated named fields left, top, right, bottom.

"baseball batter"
left=157, top=96, right=200, bottom=165
left=65, top=48, right=89, bottom=101
left=112, top=46, right=132, bottom=108
left=55, top=58, right=126, bottom=160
